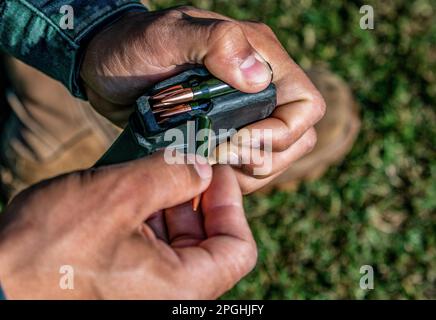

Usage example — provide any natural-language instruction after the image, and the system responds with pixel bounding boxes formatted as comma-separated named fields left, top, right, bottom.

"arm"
left=0, top=0, right=147, bottom=98
left=0, top=153, right=256, bottom=299
left=80, top=7, right=325, bottom=193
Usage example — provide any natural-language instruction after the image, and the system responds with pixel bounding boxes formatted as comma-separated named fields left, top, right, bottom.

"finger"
left=238, top=20, right=309, bottom=93
left=165, top=202, right=206, bottom=247
left=202, top=165, right=252, bottom=240
left=213, top=127, right=317, bottom=178
left=145, top=211, right=168, bottom=242
left=230, top=102, right=322, bottom=153
left=234, top=128, right=317, bottom=194
left=168, top=19, right=320, bottom=152
left=88, top=152, right=212, bottom=230
left=235, top=166, right=288, bottom=195
left=152, top=8, right=272, bottom=92
left=175, top=165, right=257, bottom=298
left=175, top=5, right=233, bottom=21
left=238, top=127, right=317, bottom=177
left=227, top=80, right=325, bottom=153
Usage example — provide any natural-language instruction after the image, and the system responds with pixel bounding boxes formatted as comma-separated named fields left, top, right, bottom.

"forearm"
left=0, top=0, right=147, bottom=99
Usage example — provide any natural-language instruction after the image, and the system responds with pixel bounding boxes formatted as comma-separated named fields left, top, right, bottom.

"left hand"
left=0, top=153, right=256, bottom=299
left=80, top=6, right=326, bottom=194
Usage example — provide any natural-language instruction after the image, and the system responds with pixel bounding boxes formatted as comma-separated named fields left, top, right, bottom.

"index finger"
left=175, top=165, right=257, bottom=298
left=229, top=22, right=326, bottom=152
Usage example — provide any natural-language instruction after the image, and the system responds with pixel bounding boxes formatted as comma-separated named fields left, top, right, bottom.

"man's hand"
left=0, top=153, right=256, bottom=299
left=81, top=6, right=325, bottom=194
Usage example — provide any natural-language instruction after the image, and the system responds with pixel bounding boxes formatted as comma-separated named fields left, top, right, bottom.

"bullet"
left=152, top=107, right=168, bottom=114
left=151, top=84, right=184, bottom=100
left=151, top=81, right=215, bottom=210
left=192, top=115, right=212, bottom=211
left=159, top=89, right=194, bottom=106
left=152, top=100, right=181, bottom=109
left=192, top=194, right=201, bottom=212
left=158, top=104, right=192, bottom=117
left=153, top=77, right=237, bottom=106
left=157, top=102, right=210, bottom=118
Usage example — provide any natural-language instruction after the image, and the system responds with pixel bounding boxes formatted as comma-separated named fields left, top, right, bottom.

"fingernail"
left=193, top=159, right=212, bottom=180
left=239, top=53, right=272, bottom=85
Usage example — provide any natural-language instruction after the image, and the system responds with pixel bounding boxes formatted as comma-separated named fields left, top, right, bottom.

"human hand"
left=0, top=153, right=256, bottom=299
left=80, top=6, right=325, bottom=194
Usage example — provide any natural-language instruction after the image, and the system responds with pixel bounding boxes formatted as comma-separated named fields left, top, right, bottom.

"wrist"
left=80, top=10, right=153, bottom=105
left=76, top=5, right=149, bottom=99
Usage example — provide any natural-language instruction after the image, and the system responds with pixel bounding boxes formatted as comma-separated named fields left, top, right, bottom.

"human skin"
left=0, top=153, right=256, bottom=299
left=81, top=6, right=326, bottom=194
left=0, top=5, right=325, bottom=300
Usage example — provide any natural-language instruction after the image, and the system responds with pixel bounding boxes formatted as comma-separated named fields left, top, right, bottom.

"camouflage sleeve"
left=0, top=0, right=148, bottom=99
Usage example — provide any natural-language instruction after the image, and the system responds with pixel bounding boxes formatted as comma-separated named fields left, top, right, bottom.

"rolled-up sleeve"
left=0, top=0, right=147, bottom=99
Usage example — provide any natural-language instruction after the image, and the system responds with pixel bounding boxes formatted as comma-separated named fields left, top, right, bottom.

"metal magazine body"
left=95, top=67, right=277, bottom=167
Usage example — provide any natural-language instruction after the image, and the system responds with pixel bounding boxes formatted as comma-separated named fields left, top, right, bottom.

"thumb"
left=91, top=152, right=212, bottom=228
left=202, top=21, right=273, bottom=93
left=155, top=9, right=272, bottom=92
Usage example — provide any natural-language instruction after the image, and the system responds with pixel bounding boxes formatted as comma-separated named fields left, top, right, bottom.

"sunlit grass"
left=150, top=0, right=436, bottom=299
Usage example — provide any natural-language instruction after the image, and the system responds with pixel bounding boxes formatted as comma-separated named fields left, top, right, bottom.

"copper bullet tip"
left=152, top=101, right=175, bottom=109
left=152, top=108, right=168, bottom=114
left=160, top=89, right=194, bottom=105
left=159, top=104, right=192, bottom=118
left=192, top=195, right=201, bottom=211
left=151, top=85, right=184, bottom=100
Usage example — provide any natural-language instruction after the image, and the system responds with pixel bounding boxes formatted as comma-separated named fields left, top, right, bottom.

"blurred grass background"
left=149, top=0, right=436, bottom=299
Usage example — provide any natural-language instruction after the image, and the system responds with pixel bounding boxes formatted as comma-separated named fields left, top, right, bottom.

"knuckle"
left=175, top=5, right=197, bottom=13
left=241, top=184, right=255, bottom=195
left=76, top=168, right=97, bottom=185
left=304, top=128, right=318, bottom=152
left=235, top=240, right=258, bottom=275
left=162, top=8, right=185, bottom=21
left=280, top=129, right=296, bottom=150
left=239, top=178, right=255, bottom=194
left=215, top=20, right=244, bottom=35
left=240, top=178, right=261, bottom=194
left=217, top=253, right=251, bottom=293
left=240, top=163, right=270, bottom=180
left=245, top=21, right=277, bottom=40
left=244, top=239, right=258, bottom=265
left=209, top=20, right=245, bottom=48
left=254, top=21, right=274, bottom=35
left=311, top=91, right=327, bottom=121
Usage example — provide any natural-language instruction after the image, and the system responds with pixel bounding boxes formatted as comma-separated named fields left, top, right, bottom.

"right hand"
left=0, top=153, right=257, bottom=299
left=80, top=7, right=274, bottom=124
left=80, top=6, right=325, bottom=194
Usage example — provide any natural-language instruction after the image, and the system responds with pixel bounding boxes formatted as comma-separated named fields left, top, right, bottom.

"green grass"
left=150, top=0, right=436, bottom=299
